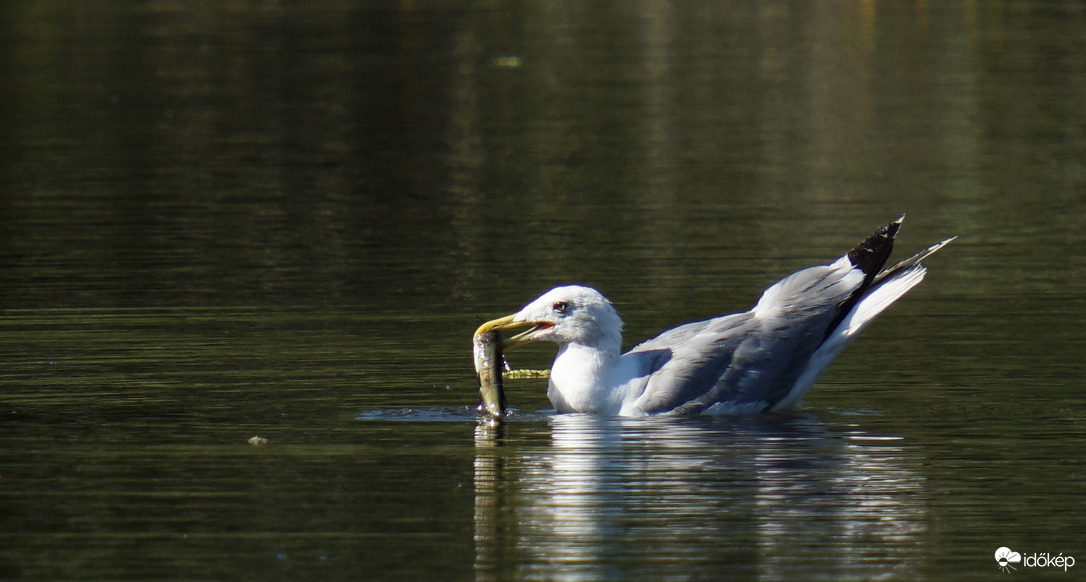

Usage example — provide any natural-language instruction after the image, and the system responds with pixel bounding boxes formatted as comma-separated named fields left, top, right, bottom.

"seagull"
left=475, top=216, right=954, bottom=416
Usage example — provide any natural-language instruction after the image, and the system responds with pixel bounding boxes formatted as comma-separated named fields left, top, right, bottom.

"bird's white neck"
left=547, top=339, right=625, bottom=414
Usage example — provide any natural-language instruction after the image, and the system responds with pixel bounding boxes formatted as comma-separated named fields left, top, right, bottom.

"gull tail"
left=837, top=216, right=955, bottom=338
left=873, top=235, right=958, bottom=287
left=837, top=233, right=956, bottom=337
left=771, top=218, right=955, bottom=412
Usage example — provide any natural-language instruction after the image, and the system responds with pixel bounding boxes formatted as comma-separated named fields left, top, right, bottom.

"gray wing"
left=626, top=263, right=863, bottom=414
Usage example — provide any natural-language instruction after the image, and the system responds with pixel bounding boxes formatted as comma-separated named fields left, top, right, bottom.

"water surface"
left=2, top=1, right=1085, bottom=580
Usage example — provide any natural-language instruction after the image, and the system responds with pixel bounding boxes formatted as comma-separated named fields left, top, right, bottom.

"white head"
left=476, top=285, right=624, bottom=353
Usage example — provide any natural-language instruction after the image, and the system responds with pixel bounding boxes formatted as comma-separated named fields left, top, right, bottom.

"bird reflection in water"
left=473, top=414, right=927, bottom=581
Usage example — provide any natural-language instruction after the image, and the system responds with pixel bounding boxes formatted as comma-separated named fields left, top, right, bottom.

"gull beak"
left=475, top=314, right=553, bottom=349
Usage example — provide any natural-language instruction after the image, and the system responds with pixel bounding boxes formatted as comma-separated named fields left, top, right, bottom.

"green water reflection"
left=474, top=415, right=929, bottom=581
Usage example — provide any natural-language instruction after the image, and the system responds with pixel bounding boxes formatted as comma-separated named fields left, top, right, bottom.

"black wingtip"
left=821, top=216, right=906, bottom=343
left=847, top=216, right=903, bottom=284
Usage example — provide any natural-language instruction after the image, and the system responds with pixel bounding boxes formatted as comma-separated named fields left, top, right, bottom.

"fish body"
left=473, top=330, right=506, bottom=419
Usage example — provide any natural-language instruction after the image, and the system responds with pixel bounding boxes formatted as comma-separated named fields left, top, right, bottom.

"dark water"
left=2, top=1, right=1085, bottom=580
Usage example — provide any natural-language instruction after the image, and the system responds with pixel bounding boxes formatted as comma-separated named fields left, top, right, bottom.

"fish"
left=472, top=328, right=507, bottom=419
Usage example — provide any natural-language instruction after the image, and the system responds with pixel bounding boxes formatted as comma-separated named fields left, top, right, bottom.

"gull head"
left=476, top=285, right=624, bottom=351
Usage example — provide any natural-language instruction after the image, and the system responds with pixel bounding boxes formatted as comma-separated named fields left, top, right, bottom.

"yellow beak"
left=474, top=314, right=549, bottom=349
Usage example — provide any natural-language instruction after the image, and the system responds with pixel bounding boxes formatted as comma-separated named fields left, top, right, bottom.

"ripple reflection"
left=474, top=414, right=927, bottom=580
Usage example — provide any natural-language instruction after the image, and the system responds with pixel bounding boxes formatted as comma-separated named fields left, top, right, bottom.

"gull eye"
left=552, top=301, right=570, bottom=315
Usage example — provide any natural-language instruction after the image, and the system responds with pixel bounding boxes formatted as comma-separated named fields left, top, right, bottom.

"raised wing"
left=627, top=261, right=864, bottom=414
